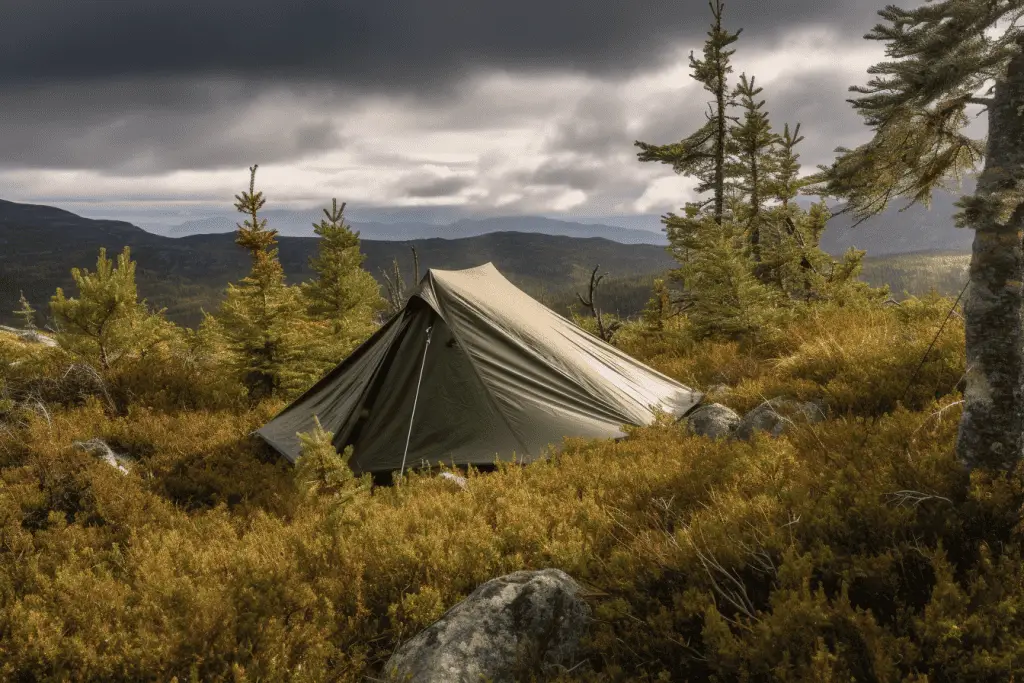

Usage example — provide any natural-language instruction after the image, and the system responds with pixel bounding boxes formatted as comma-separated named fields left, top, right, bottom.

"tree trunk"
left=956, top=38, right=1024, bottom=471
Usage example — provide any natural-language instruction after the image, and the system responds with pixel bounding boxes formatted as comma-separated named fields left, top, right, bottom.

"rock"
left=0, top=325, right=58, bottom=347
left=438, top=471, right=467, bottom=488
left=385, top=568, right=591, bottom=683
left=684, top=402, right=741, bottom=439
left=73, top=438, right=131, bottom=474
left=734, top=398, right=826, bottom=441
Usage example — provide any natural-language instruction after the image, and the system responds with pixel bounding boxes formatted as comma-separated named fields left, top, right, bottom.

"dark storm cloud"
left=4, top=1, right=891, bottom=92
left=517, top=160, right=607, bottom=191
left=0, top=81, right=345, bottom=172
left=546, top=93, right=633, bottom=158
left=401, top=174, right=473, bottom=198
left=0, top=0, right=896, bottom=178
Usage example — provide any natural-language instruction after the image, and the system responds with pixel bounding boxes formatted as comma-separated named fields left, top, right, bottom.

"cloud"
left=4, top=0, right=984, bottom=226
left=0, top=81, right=346, bottom=173
left=401, top=173, right=474, bottom=198
left=3, top=1, right=893, bottom=93
left=545, top=90, right=633, bottom=158
left=515, top=159, right=604, bottom=191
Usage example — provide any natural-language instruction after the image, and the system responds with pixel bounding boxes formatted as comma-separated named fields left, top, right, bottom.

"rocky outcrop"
left=684, top=402, right=741, bottom=439
left=0, top=325, right=57, bottom=347
left=385, top=568, right=590, bottom=683
left=734, top=398, right=826, bottom=441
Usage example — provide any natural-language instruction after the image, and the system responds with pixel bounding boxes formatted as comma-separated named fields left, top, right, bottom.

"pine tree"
left=636, top=0, right=740, bottom=226
left=301, top=198, right=384, bottom=333
left=216, top=165, right=306, bottom=401
left=681, top=209, right=780, bottom=339
left=804, top=0, right=1024, bottom=471
left=294, top=416, right=371, bottom=506
left=727, top=73, right=780, bottom=265
left=641, top=278, right=671, bottom=332
left=635, top=0, right=741, bottom=304
left=749, top=119, right=880, bottom=303
left=771, top=123, right=805, bottom=211
left=13, top=291, right=36, bottom=331
left=50, top=247, right=172, bottom=373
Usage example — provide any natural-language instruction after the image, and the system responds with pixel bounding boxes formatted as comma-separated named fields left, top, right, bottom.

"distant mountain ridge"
left=0, top=198, right=675, bottom=328
left=0, top=192, right=986, bottom=330
left=162, top=211, right=671, bottom=245
left=819, top=176, right=977, bottom=256
left=4, top=170, right=982, bottom=260
left=150, top=177, right=980, bottom=255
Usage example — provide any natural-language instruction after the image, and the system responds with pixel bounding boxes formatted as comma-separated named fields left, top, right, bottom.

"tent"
left=256, top=262, right=703, bottom=476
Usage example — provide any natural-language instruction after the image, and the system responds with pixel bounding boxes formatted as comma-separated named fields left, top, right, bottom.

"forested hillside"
left=0, top=198, right=673, bottom=327
left=0, top=197, right=972, bottom=329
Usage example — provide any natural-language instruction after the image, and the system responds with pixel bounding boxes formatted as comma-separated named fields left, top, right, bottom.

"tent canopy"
left=257, top=262, right=703, bottom=476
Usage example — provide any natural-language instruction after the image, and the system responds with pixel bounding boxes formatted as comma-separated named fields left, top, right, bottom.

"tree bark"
left=956, top=37, right=1024, bottom=471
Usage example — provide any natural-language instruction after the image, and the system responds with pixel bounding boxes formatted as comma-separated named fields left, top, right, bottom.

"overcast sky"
left=0, top=0, right=988, bottom=229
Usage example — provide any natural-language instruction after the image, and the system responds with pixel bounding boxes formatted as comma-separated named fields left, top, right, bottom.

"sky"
left=0, top=0, right=989, bottom=231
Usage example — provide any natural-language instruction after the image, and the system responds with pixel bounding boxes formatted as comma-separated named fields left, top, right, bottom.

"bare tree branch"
left=575, top=264, right=621, bottom=342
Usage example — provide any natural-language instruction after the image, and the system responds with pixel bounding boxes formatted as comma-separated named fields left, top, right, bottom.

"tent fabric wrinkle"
left=256, top=262, right=704, bottom=476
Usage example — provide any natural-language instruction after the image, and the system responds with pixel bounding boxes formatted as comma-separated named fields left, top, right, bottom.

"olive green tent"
left=257, top=262, right=703, bottom=476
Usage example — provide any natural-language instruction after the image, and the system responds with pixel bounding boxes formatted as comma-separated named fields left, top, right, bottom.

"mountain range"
left=0, top=199, right=674, bottom=329
left=0, top=178, right=983, bottom=328
left=131, top=176, right=979, bottom=255
left=157, top=211, right=672, bottom=245
left=819, top=176, right=976, bottom=256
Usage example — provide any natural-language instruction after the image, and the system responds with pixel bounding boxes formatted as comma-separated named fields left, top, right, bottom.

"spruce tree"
left=301, top=198, right=384, bottom=333
left=771, top=123, right=805, bottom=211
left=727, top=73, right=779, bottom=266
left=677, top=204, right=780, bottom=339
left=294, top=416, right=371, bottom=506
left=805, top=0, right=1024, bottom=471
left=13, top=291, right=36, bottom=331
left=635, top=0, right=741, bottom=301
left=754, top=119, right=876, bottom=302
left=641, top=278, right=671, bottom=332
left=636, top=0, right=740, bottom=227
left=216, top=165, right=306, bottom=401
left=50, top=247, right=171, bottom=373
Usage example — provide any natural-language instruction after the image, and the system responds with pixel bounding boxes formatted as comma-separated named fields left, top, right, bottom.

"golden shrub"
left=2, top=292, right=1020, bottom=682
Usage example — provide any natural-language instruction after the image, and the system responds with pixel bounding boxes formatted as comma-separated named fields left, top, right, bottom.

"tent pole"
left=400, top=325, right=433, bottom=480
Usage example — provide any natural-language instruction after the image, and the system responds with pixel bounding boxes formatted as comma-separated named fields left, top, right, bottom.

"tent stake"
left=400, top=325, right=433, bottom=480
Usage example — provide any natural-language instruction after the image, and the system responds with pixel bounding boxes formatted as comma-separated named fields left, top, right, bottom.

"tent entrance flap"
left=343, top=304, right=423, bottom=451
left=400, top=324, right=433, bottom=477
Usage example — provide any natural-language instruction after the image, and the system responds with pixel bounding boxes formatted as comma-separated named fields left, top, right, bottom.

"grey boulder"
left=734, top=398, right=826, bottom=441
left=684, top=402, right=741, bottom=439
left=0, top=325, right=58, bottom=347
left=385, top=568, right=591, bottom=683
